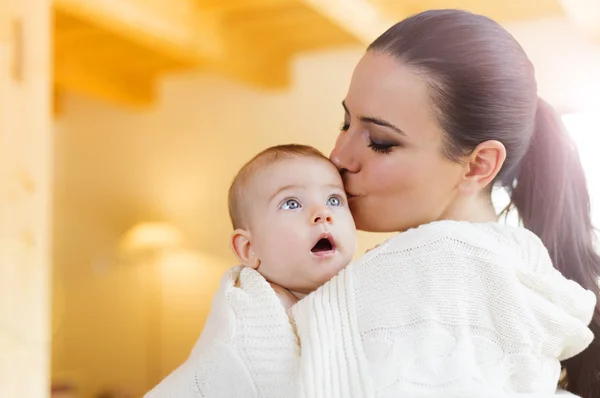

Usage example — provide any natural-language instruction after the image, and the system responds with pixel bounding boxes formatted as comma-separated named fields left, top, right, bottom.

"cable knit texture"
left=291, top=221, right=596, bottom=398
left=145, top=266, right=299, bottom=398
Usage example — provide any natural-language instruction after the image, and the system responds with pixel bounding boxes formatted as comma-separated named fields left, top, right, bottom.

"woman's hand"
left=269, top=282, right=299, bottom=309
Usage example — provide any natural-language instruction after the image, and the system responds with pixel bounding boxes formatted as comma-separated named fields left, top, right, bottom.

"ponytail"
left=510, top=98, right=600, bottom=397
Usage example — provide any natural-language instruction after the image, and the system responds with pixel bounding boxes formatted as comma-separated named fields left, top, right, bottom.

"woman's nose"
left=312, top=207, right=333, bottom=225
left=330, top=132, right=360, bottom=173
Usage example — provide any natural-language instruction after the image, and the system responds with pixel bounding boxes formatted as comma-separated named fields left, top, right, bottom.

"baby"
left=227, top=143, right=357, bottom=306
left=145, top=144, right=356, bottom=398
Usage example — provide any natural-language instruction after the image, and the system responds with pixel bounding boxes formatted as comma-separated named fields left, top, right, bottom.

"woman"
left=290, top=8, right=599, bottom=398
left=148, top=9, right=599, bottom=398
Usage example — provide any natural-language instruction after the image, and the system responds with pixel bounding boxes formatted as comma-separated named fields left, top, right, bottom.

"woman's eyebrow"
left=342, top=100, right=406, bottom=136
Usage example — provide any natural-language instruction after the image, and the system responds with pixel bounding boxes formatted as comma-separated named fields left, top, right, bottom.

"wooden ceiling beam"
left=54, top=54, right=155, bottom=107
left=52, top=0, right=305, bottom=103
left=298, top=0, right=394, bottom=44
left=557, top=0, right=600, bottom=42
left=197, top=0, right=288, bottom=12
left=205, top=31, right=293, bottom=89
left=53, top=0, right=224, bottom=64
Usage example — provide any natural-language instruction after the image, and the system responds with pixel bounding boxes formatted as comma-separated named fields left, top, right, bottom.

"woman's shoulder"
left=361, top=220, right=548, bottom=266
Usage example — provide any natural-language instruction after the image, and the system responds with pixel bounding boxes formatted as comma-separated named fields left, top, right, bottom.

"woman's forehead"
left=346, top=52, right=430, bottom=114
left=345, top=52, right=440, bottom=142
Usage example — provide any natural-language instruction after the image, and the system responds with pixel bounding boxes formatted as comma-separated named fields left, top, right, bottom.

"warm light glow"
left=119, top=222, right=184, bottom=252
left=562, top=112, right=600, bottom=147
left=562, top=111, right=600, bottom=230
left=493, top=111, right=600, bottom=228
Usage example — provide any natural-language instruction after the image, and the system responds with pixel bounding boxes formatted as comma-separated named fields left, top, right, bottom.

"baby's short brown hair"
left=228, top=144, right=330, bottom=230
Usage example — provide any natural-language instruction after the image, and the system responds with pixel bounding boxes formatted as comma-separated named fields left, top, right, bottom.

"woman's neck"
left=441, top=192, right=498, bottom=223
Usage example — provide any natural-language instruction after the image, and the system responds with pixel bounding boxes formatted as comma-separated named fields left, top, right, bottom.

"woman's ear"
left=459, top=140, right=506, bottom=195
left=230, top=229, right=260, bottom=269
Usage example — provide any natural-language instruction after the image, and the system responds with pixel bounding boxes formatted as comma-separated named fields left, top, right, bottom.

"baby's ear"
left=230, top=229, right=260, bottom=269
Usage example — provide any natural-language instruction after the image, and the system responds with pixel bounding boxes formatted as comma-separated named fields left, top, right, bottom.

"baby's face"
left=248, top=156, right=357, bottom=294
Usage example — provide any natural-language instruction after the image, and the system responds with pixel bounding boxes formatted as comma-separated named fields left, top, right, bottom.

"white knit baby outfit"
left=146, top=221, right=596, bottom=398
left=291, top=221, right=596, bottom=398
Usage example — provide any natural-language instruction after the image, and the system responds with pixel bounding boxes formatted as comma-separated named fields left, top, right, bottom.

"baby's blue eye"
left=327, top=196, right=342, bottom=207
left=281, top=199, right=301, bottom=210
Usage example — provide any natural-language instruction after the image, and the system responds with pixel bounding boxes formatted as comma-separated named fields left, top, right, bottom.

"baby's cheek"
left=275, top=231, right=303, bottom=253
left=263, top=230, right=304, bottom=264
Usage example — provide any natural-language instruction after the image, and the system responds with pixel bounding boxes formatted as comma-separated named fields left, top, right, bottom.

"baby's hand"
left=269, top=282, right=299, bottom=309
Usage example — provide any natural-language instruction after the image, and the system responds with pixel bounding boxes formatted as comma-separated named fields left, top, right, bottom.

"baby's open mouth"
left=311, top=234, right=335, bottom=254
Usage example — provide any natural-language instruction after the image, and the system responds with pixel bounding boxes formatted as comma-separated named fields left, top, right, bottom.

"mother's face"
left=330, top=51, right=466, bottom=232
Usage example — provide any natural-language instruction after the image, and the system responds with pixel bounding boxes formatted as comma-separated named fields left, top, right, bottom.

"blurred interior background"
left=1, top=0, right=599, bottom=397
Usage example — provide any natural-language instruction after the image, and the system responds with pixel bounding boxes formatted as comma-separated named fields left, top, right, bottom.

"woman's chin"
left=351, top=209, right=392, bottom=232
left=351, top=203, right=415, bottom=233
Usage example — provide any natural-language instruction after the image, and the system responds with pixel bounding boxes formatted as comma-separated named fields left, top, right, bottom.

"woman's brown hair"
left=369, top=9, right=600, bottom=396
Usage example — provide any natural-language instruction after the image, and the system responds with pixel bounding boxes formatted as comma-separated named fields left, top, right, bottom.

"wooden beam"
left=205, top=34, right=292, bottom=89
left=197, top=0, right=288, bottom=12
left=557, top=0, right=600, bottom=41
left=53, top=86, right=63, bottom=117
left=298, top=0, right=394, bottom=44
left=53, top=0, right=224, bottom=63
left=211, top=57, right=291, bottom=90
left=54, top=53, right=155, bottom=107
left=53, top=0, right=297, bottom=101
left=1, top=0, right=53, bottom=396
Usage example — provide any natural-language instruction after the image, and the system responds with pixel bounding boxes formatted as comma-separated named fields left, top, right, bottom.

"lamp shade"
left=119, top=222, right=184, bottom=253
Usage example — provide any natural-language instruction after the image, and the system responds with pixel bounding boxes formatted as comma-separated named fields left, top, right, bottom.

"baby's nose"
left=312, top=208, right=333, bottom=224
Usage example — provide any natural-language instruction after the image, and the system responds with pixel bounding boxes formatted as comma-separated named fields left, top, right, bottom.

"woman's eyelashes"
left=368, top=138, right=396, bottom=154
left=340, top=120, right=398, bottom=154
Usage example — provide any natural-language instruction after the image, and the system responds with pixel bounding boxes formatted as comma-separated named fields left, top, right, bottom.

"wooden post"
left=0, top=0, right=52, bottom=396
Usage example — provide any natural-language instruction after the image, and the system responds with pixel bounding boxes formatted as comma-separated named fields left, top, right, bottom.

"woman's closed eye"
left=368, top=138, right=396, bottom=154
left=340, top=120, right=398, bottom=155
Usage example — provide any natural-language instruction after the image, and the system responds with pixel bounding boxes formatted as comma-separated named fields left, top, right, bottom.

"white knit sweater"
left=146, top=221, right=596, bottom=398
left=145, top=266, right=299, bottom=398
left=291, top=221, right=596, bottom=397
